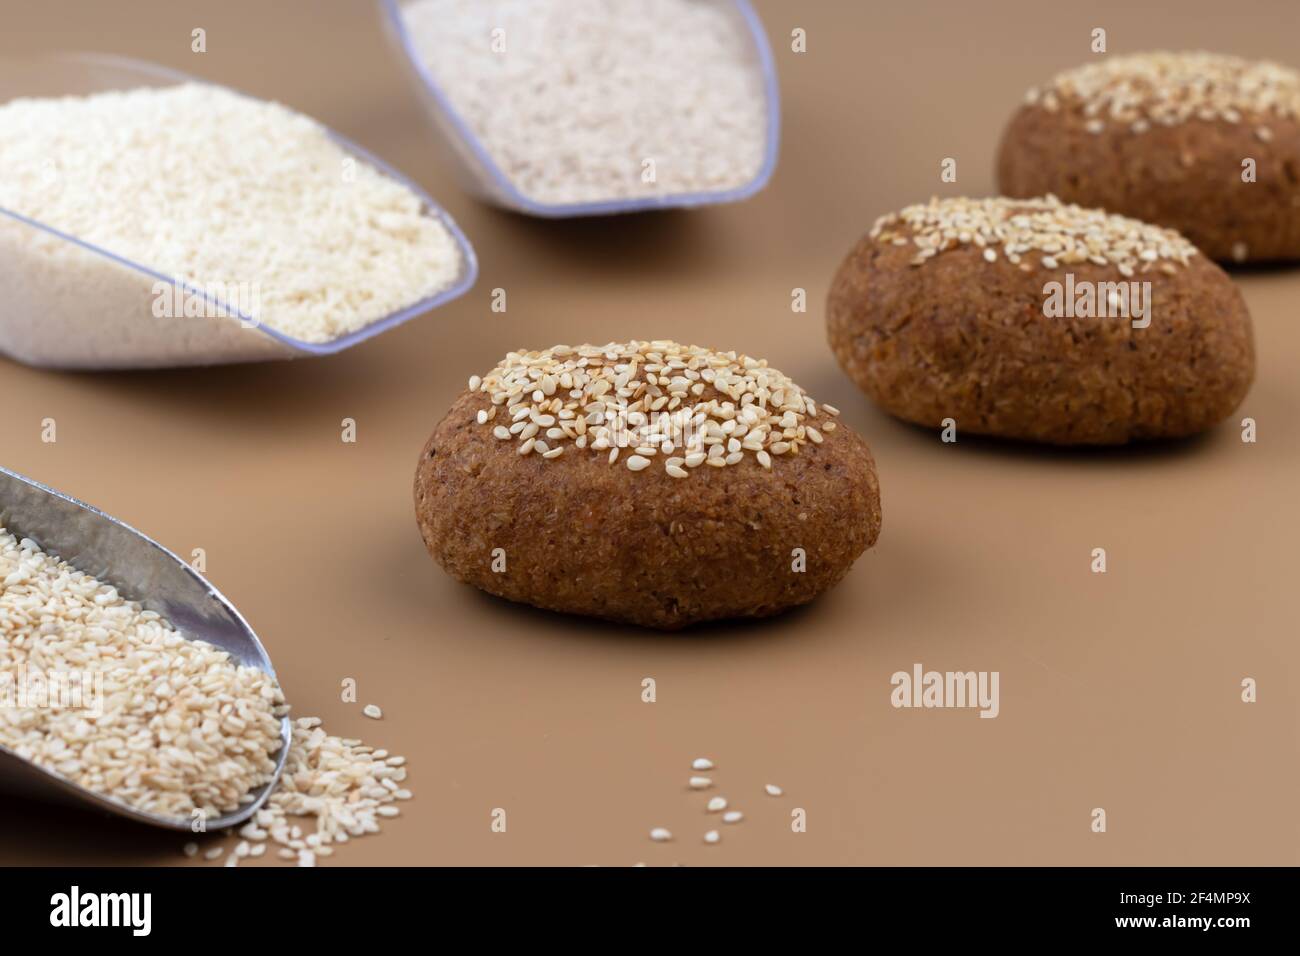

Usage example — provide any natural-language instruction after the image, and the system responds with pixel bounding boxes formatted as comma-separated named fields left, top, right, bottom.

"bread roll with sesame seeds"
left=997, top=52, right=1300, bottom=262
left=414, top=341, right=882, bottom=630
left=826, top=196, right=1254, bottom=444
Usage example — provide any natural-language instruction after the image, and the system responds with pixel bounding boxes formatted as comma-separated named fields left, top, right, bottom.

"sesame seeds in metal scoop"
left=870, top=195, right=1198, bottom=277
left=471, top=342, right=840, bottom=477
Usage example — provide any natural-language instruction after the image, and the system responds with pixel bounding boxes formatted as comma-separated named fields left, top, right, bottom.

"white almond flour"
left=0, top=527, right=285, bottom=820
left=402, top=0, right=769, bottom=205
left=0, top=83, right=461, bottom=346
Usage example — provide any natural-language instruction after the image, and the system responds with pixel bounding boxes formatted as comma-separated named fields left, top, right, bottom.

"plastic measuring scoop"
left=0, top=52, right=478, bottom=369
left=0, top=466, right=290, bottom=830
left=379, top=0, right=782, bottom=217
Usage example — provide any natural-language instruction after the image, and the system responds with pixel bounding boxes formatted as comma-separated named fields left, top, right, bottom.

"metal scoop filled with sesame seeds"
left=0, top=466, right=290, bottom=830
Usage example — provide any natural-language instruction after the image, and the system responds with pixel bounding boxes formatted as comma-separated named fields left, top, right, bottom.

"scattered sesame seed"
left=688, top=776, right=713, bottom=789
left=363, top=704, right=383, bottom=720
left=704, top=830, right=720, bottom=844
left=707, top=796, right=728, bottom=812
left=183, top=842, right=199, bottom=858
left=764, top=784, right=783, bottom=797
left=692, top=758, right=714, bottom=770
left=626, top=454, right=651, bottom=472
left=722, top=811, right=744, bottom=824
left=204, top=847, right=224, bottom=860
left=1232, top=241, right=1250, bottom=262
left=649, top=827, right=672, bottom=842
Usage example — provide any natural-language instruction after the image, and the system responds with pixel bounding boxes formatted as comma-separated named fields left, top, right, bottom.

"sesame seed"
left=983, top=248, right=997, bottom=262
left=363, top=704, right=383, bottom=720
left=722, top=811, right=744, bottom=824
left=707, top=796, right=728, bottom=812
left=704, top=830, right=720, bottom=844
left=0, top=528, right=287, bottom=822
left=649, top=827, right=672, bottom=842
left=692, top=758, right=714, bottom=770
left=1028, top=52, right=1300, bottom=130
left=183, top=842, right=199, bottom=858
left=688, top=776, right=712, bottom=789
left=871, top=195, right=1197, bottom=274
left=468, top=342, right=833, bottom=476
left=764, top=784, right=783, bottom=797
left=626, top=454, right=651, bottom=471
left=204, top=847, right=224, bottom=860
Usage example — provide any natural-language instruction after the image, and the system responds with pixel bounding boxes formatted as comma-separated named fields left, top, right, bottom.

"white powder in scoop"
left=0, top=83, right=461, bottom=343
left=402, top=0, right=769, bottom=205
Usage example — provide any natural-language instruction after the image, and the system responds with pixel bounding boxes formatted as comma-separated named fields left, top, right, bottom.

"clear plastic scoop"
left=379, top=0, right=782, bottom=217
left=0, top=53, right=478, bottom=369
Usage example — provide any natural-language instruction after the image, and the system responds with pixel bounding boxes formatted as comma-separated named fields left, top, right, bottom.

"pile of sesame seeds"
left=0, top=528, right=286, bottom=821
left=193, top=716, right=411, bottom=868
left=870, top=195, right=1199, bottom=277
left=1025, top=51, right=1300, bottom=140
left=470, top=342, right=840, bottom=478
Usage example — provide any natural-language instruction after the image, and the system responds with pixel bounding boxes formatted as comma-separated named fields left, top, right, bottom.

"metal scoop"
left=0, top=466, right=289, bottom=830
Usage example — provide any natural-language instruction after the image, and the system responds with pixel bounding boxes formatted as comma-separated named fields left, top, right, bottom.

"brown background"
left=0, top=0, right=1296, bottom=866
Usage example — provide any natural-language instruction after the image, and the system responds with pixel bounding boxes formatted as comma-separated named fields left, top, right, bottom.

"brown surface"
left=415, top=383, right=881, bottom=629
left=0, top=0, right=1297, bottom=866
left=998, top=93, right=1300, bottom=262
left=827, top=216, right=1255, bottom=443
